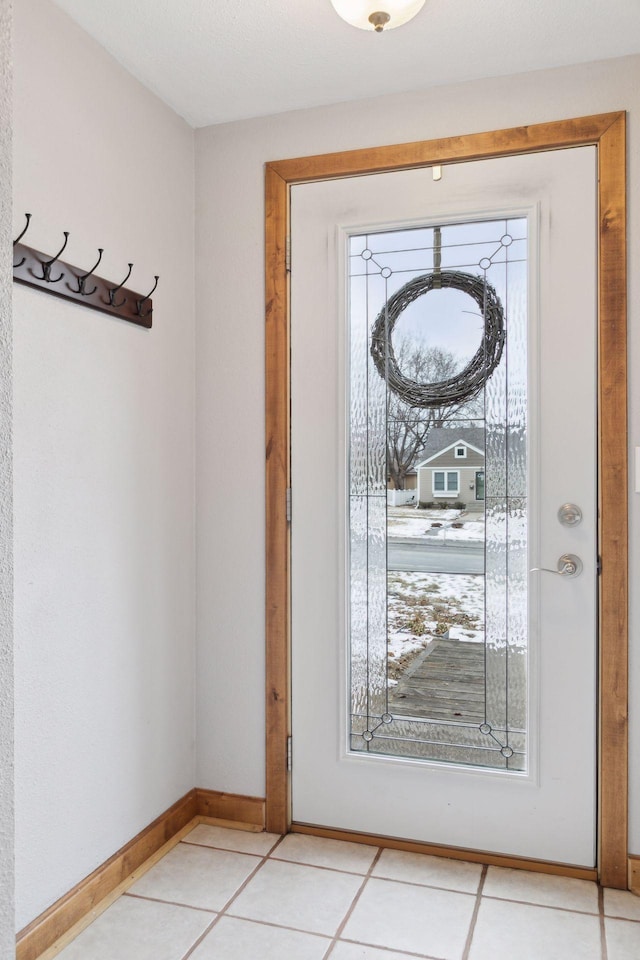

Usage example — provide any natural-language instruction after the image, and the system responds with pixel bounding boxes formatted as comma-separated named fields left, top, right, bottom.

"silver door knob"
left=557, top=503, right=583, bottom=526
left=530, top=554, right=583, bottom=578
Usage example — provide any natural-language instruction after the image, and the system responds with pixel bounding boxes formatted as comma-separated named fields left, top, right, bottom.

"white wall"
left=13, top=0, right=196, bottom=930
left=195, top=56, right=640, bottom=851
left=0, top=0, right=14, bottom=954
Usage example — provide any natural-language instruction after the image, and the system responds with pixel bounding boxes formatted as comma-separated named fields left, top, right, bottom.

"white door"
left=290, top=148, right=597, bottom=866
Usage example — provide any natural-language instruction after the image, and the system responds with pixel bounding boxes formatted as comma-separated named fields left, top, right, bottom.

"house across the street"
left=415, top=427, right=485, bottom=511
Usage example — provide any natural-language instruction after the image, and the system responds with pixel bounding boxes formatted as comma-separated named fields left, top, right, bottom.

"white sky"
left=350, top=217, right=527, bottom=369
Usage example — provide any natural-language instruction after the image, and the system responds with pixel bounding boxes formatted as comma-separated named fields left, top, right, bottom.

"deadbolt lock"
left=557, top=503, right=583, bottom=527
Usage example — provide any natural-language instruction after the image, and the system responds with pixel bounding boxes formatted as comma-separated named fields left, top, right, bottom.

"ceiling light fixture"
left=330, top=0, right=426, bottom=32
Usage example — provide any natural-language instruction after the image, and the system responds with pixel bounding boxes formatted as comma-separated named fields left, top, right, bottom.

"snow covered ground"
left=386, top=571, right=485, bottom=683
left=387, top=507, right=485, bottom=543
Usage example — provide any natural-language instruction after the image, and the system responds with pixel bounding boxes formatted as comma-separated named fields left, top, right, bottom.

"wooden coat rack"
left=12, top=214, right=157, bottom=329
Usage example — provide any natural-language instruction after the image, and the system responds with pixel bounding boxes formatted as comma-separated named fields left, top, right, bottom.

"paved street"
left=388, top=538, right=484, bottom=574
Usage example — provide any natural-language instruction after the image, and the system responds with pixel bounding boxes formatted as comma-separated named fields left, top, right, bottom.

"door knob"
left=530, top=554, right=583, bottom=578
left=557, top=503, right=583, bottom=526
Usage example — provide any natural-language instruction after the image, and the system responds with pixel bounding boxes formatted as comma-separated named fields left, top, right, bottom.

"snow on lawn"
left=426, top=521, right=485, bottom=542
left=387, top=571, right=485, bottom=683
left=387, top=508, right=485, bottom=542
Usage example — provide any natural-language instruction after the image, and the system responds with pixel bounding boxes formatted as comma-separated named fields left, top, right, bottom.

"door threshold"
left=291, top=822, right=597, bottom=882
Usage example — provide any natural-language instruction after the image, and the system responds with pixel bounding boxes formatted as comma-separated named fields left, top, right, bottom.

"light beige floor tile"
left=469, top=898, right=601, bottom=960
left=127, top=843, right=260, bottom=911
left=189, top=916, right=330, bottom=959
left=230, top=859, right=363, bottom=935
left=483, top=865, right=599, bottom=913
left=604, top=887, right=640, bottom=920
left=273, top=833, right=378, bottom=874
left=373, top=849, right=482, bottom=894
left=56, top=894, right=213, bottom=960
left=183, top=823, right=281, bottom=856
left=332, top=943, right=431, bottom=959
left=605, top=917, right=640, bottom=960
left=343, top=877, right=475, bottom=958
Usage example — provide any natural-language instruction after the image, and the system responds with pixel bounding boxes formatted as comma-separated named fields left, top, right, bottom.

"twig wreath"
left=370, top=270, right=505, bottom=407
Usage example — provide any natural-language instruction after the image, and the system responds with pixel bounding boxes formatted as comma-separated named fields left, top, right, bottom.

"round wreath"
left=370, top=270, right=505, bottom=408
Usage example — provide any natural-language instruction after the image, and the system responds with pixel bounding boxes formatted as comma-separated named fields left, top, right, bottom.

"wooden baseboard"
left=16, top=789, right=266, bottom=960
left=20, top=787, right=621, bottom=960
left=35, top=819, right=201, bottom=960
left=195, top=788, right=265, bottom=828
left=292, top=823, right=598, bottom=882
left=16, top=790, right=198, bottom=960
left=629, top=856, right=640, bottom=895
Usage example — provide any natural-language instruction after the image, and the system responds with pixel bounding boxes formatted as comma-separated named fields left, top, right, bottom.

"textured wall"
left=195, top=55, right=640, bottom=849
left=13, top=0, right=196, bottom=930
left=0, top=0, right=14, bottom=955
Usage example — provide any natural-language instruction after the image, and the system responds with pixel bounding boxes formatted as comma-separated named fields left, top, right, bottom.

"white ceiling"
left=52, top=0, right=640, bottom=128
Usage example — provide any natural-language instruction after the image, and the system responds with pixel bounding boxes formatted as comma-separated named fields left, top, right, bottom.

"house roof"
left=413, top=426, right=485, bottom=470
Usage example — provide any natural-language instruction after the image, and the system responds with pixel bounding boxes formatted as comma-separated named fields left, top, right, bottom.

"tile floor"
left=54, top=824, right=640, bottom=960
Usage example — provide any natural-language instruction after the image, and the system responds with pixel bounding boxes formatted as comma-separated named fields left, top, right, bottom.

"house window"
left=455, top=446, right=466, bottom=458
left=433, top=470, right=459, bottom=495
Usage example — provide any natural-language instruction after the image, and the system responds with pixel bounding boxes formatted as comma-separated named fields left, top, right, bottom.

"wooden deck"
left=388, top=639, right=485, bottom=723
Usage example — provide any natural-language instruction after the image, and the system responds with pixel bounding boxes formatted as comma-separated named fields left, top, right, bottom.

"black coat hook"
left=36, top=232, right=69, bottom=283
left=13, top=213, right=32, bottom=268
left=107, top=263, right=133, bottom=308
left=135, top=276, right=158, bottom=318
left=72, top=248, right=103, bottom=296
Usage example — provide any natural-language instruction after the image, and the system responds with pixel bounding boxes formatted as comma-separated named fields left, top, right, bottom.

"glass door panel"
left=348, top=216, right=529, bottom=772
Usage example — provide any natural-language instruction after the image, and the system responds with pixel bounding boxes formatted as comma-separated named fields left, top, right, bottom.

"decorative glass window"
left=455, top=446, right=467, bottom=458
left=348, top=215, right=528, bottom=772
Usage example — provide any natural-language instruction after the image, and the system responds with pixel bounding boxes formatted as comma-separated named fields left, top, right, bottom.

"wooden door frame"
left=265, top=112, right=628, bottom=887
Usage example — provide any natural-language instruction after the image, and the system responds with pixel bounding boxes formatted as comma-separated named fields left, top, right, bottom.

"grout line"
left=180, top=839, right=273, bottom=858
left=40, top=829, right=619, bottom=960
left=336, top=937, right=441, bottom=959
left=462, top=863, right=487, bottom=960
left=270, top=849, right=482, bottom=891
left=216, top=913, right=333, bottom=941
left=599, top=884, right=609, bottom=960
left=268, top=855, right=378, bottom=878
left=177, top=834, right=292, bottom=960
left=177, top=915, right=219, bottom=960
left=177, top=844, right=276, bottom=960
left=223, top=913, right=343, bottom=941
left=481, top=893, right=601, bottom=917
left=123, top=891, right=216, bottom=915
left=263, top=833, right=288, bottom=856
left=321, top=847, right=384, bottom=959
left=360, top=872, right=480, bottom=898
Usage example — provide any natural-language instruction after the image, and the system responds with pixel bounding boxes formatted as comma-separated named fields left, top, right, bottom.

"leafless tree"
left=386, top=341, right=481, bottom=490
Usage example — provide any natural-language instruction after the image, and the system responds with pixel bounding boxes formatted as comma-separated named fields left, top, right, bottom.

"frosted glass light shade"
left=331, top=0, right=426, bottom=32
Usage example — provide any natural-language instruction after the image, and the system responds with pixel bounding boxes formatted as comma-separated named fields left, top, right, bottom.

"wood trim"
left=628, top=856, right=640, bottom=896
left=195, top=789, right=265, bottom=828
left=35, top=820, right=200, bottom=960
left=265, top=112, right=629, bottom=886
left=16, top=790, right=198, bottom=960
left=265, top=165, right=291, bottom=836
left=267, top=113, right=622, bottom=183
left=292, top=823, right=598, bottom=883
left=195, top=816, right=264, bottom=833
left=597, top=112, right=629, bottom=890
left=16, top=789, right=267, bottom=960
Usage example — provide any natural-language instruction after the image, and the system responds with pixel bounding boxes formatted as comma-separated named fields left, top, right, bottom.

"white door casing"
left=290, top=148, right=597, bottom=865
